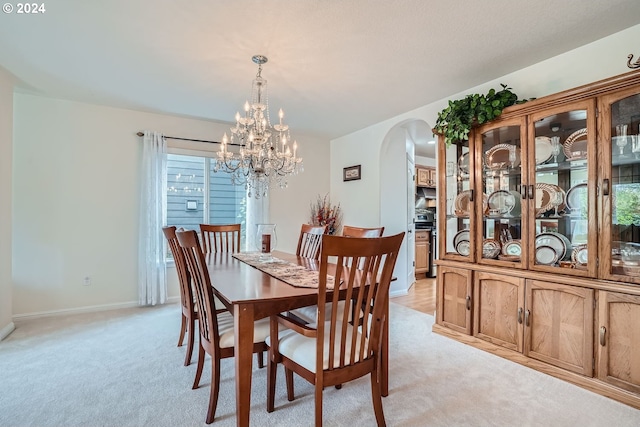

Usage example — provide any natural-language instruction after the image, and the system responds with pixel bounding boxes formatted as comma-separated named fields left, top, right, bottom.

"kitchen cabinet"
left=597, top=291, right=640, bottom=394
left=415, top=230, right=430, bottom=275
left=434, top=69, right=640, bottom=409
left=416, top=166, right=436, bottom=187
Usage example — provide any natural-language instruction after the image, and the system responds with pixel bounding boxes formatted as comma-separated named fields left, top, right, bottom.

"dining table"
left=206, top=250, right=389, bottom=427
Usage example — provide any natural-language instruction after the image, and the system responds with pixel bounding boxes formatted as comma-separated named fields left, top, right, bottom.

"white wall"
left=330, top=24, right=640, bottom=294
left=0, top=67, right=15, bottom=339
left=12, top=94, right=330, bottom=316
left=270, top=133, right=330, bottom=253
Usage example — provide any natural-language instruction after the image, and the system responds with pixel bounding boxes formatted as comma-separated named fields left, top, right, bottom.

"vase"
left=255, top=224, right=277, bottom=260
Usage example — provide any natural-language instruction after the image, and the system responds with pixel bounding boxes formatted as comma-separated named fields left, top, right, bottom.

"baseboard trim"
left=0, top=321, right=16, bottom=341
left=389, top=289, right=409, bottom=298
left=12, top=296, right=180, bottom=321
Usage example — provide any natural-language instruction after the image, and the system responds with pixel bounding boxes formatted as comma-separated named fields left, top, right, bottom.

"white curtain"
left=246, top=191, right=269, bottom=252
left=138, top=131, right=168, bottom=306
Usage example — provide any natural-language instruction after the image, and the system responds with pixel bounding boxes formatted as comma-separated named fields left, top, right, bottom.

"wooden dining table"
left=206, top=250, right=389, bottom=427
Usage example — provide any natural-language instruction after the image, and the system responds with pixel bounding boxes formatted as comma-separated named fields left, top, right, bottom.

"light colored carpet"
left=1, top=303, right=639, bottom=427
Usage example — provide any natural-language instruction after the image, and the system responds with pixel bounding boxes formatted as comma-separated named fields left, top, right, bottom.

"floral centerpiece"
left=310, top=194, right=342, bottom=235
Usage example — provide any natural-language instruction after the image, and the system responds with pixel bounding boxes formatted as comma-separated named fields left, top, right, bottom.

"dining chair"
left=296, top=224, right=328, bottom=260
left=342, top=225, right=385, bottom=238
left=176, top=229, right=271, bottom=424
left=200, top=223, right=241, bottom=254
left=292, top=225, right=384, bottom=324
left=163, top=226, right=198, bottom=366
left=199, top=222, right=266, bottom=368
left=266, top=233, right=405, bottom=427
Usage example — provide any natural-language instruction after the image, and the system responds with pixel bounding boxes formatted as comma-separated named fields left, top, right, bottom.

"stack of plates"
left=535, top=232, right=572, bottom=264
left=453, top=229, right=471, bottom=256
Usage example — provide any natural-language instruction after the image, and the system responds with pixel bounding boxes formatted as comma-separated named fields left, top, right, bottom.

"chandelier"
left=214, top=55, right=303, bottom=198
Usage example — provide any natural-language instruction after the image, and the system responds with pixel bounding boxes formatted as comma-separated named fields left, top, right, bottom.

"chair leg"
left=370, top=365, right=386, bottom=427
left=266, top=351, right=277, bottom=412
left=285, top=367, right=294, bottom=402
left=184, top=316, right=196, bottom=366
left=177, top=313, right=187, bottom=347
left=192, top=343, right=205, bottom=390
left=257, top=351, right=264, bottom=369
left=314, top=381, right=323, bottom=427
left=205, top=354, right=221, bottom=424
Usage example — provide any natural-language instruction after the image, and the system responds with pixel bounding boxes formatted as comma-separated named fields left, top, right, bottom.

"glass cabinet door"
left=528, top=100, right=596, bottom=275
left=600, top=88, right=640, bottom=284
left=477, top=118, right=526, bottom=266
left=439, top=137, right=475, bottom=261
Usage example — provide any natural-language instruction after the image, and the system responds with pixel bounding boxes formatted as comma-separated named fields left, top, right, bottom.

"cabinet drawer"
left=416, top=231, right=430, bottom=240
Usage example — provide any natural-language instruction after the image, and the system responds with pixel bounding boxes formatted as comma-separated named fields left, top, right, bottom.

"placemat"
left=233, top=252, right=335, bottom=289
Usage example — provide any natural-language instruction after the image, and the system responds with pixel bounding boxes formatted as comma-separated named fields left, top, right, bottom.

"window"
left=166, top=153, right=247, bottom=255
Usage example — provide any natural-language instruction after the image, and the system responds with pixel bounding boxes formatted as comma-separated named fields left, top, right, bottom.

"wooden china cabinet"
left=434, top=69, right=640, bottom=409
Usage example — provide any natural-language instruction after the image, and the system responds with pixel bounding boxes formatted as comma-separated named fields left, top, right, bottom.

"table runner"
left=232, top=252, right=335, bottom=289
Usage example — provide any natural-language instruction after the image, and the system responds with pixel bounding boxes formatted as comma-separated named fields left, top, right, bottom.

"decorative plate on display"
left=536, top=245, right=559, bottom=265
left=502, top=240, right=522, bottom=257
left=566, top=183, right=588, bottom=214
left=453, top=229, right=470, bottom=248
left=484, top=144, right=521, bottom=169
left=563, top=128, right=588, bottom=161
left=482, top=239, right=501, bottom=259
left=534, top=183, right=555, bottom=217
left=454, top=190, right=488, bottom=217
left=458, top=152, right=470, bottom=174
left=487, top=190, right=517, bottom=216
left=455, top=240, right=471, bottom=256
left=535, top=232, right=570, bottom=261
left=571, top=244, right=588, bottom=265
left=535, top=136, right=553, bottom=165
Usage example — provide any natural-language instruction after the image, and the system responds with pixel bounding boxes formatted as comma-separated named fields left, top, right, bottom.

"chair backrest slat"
left=317, top=233, right=404, bottom=374
left=296, top=224, right=327, bottom=260
left=200, top=224, right=241, bottom=254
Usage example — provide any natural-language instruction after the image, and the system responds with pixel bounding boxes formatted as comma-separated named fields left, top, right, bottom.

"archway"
left=379, top=119, right=433, bottom=296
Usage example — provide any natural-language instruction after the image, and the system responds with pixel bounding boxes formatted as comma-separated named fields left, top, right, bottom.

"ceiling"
left=1, top=1, right=640, bottom=159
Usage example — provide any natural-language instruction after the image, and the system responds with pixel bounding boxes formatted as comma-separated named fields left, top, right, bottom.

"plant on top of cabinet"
left=433, top=84, right=529, bottom=147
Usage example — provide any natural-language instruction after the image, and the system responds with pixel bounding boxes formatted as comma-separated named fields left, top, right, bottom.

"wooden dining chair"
left=176, top=229, right=271, bottom=424
left=296, top=224, right=328, bottom=260
left=266, top=233, right=405, bottom=427
left=199, top=223, right=241, bottom=254
left=163, top=226, right=198, bottom=366
left=342, top=225, right=385, bottom=238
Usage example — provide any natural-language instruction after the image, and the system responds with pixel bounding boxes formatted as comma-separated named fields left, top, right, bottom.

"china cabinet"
left=434, top=69, right=640, bottom=409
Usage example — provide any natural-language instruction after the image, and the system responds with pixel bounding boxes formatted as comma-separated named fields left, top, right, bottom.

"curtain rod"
left=136, top=131, right=241, bottom=146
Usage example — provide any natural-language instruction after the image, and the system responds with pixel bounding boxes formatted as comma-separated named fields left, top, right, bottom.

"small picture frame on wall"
left=343, top=165, right=361, bottom=182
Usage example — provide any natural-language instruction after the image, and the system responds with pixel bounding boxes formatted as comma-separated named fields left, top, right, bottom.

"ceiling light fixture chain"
left=214, top=55, right=303, bottom=198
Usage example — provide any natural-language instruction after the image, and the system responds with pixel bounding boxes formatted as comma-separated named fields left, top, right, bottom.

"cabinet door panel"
left=598, top=291, right=640, bottom=393
left=598, top=87, right=640, bottom=285
left=474, top=272, right=524, bottom=351
left=525, top=280, right=594, bottom=376
left=527, top=100, right=597, bottom=277
left=415, top=232, right=428, bottom=273
left=437, top=266, right=472, bottom=334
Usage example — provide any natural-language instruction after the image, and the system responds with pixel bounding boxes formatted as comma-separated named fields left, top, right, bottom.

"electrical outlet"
left=83, top=276, right=91, bottom=286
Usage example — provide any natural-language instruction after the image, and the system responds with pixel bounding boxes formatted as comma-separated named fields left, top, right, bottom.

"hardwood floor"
left=391, top=276, right=436, bottom=315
